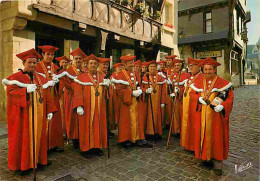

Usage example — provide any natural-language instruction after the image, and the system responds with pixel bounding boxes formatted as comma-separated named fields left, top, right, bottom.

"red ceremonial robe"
left=141, top=73, right=166, bottom=136
left=169, top=72, right=190, bottom=134
left=57, top=69, right=66, bottom=135
left=63, top=65, right=81, bottom=139
left=192, top=76, right=234, bottom=161
left=112, top=70, right=144, bottom=143
left=36, top=61, right=64, bottom=149
left=109, top=72, right=120, bottom=128
left=73, top=72, right=107, bottom=151
left=181, top=72, right=204, bottom=151
left=5, top=71, right=56, bottom=171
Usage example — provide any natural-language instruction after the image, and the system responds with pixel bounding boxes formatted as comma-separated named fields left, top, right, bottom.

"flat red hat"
left=199, top=57, right=221, bottom=67
left=187, top=57, right=202, bottom=65
left=113, top=63, right=124, bottom=68
left=165, top=55, right=177, bottom=60
left=134, top=60, right=142, bottom=65
left=70, top=48, right=87, bottom=58
left=99, top=57, right=111, bottom=63
left=55, top=55, right=71, bottom=62
left=16, top=48, right=42, bottom=62
left=158, top=60, right=166, bottom=64
left=38, top=45, right=59, bottom=53
left=141, top=62, right=149, bottom=67
left=173, top=58, right=184, bottom=64
left=148, top=60, right=157, bottom=66
left=83, top=54, right=99, bottom=62
left=120, top=55, right=136, bottom=63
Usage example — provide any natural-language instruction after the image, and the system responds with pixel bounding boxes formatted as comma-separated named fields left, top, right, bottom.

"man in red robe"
left=168, top=58, right=190, bottom=135
left=3, top=49, right=57, bottom=171
left=64, top=48, right=87, bottom=149
left=112, top=56, right=150, bottom=148
left=181, top=57, right=204, bottom=151
left=158, top=60, right=167, bottom=74
left=164, top=55, right=177, bottom=128
left=194, top=57, right=234, bottom=175
left=109, top=63, right=124, bottom=129
left=56, top=56, right=72, bottom=136
left=73, top=54, right=109, bottom=157
left=141, top=61, right=166, bottom=141
left=36, top=45, right=64, bottom=152
left=134, top=60, right=142, bottom=73
left=98, top=57, right=110, bottom=75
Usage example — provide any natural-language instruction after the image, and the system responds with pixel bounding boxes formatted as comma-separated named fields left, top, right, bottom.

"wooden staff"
left=105, top=71, right=111, bottom=158
left=166, top=70, right=181, bottom=149
left=30, top=75, right=37, bottom=181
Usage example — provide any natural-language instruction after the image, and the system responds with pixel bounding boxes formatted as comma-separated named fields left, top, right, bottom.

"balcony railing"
left=33, top=0, right=162, bottom=43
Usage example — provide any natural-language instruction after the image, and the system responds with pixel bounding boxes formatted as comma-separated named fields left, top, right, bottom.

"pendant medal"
left=39, top=97, right=43, bottom=103
left=95, top=91, right=100, bottom=97
left=205, top=99, right=211, bottom=105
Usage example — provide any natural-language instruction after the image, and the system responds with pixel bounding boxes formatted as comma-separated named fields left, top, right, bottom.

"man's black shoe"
left=56, top=147, right=64, bottom=152
left=122, top=141, right=133, bottom=149
left=72, top=139, right=79, bottom=149
left=92, top=149, right=104, bottom=156
left=108, top=131, right=115, bottom=138
left=37, top=160, right=52, bottom=169
left=200, top=160, right=213, bottom=169
left=81, top=150, right=93, bottom=158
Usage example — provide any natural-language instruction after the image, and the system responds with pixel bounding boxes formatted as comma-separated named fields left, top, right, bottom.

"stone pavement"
left=0, top=85, right=259, bottom=181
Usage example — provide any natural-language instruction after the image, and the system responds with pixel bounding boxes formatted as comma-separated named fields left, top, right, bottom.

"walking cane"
left=105, top=71, right=111, bottom=159
left=166, top=70, right=181, bottom=149
left=30, top=75, right=37, bottom=181
left=146, top=73, right=156, bottom=144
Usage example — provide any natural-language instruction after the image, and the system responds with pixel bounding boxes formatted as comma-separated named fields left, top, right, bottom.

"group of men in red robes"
left=3, top=46, right=234, bottom=176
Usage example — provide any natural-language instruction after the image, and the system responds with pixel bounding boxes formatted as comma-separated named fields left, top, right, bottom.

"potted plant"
left=121, top=0, right=129, bottom=6
left=153, top=11, right=161, bottom=20
left=135, top=2, right=145, bottom=13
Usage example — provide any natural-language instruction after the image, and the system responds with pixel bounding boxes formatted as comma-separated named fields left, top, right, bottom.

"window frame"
left=204, top=11, right=212, bottom=34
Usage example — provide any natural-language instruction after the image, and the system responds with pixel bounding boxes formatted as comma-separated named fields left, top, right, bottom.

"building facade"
left=178, top=0, right=250, bottom=87
left=0, top=0, right=179, bottom=119
left=245, top=39, right=260, bottom=84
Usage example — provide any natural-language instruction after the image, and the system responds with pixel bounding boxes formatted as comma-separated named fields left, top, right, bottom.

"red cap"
left=199, top=57, right=221, bottom=67
left=141, top=62, right=149, bottom=67
left=99, top=57, right=111, bottom=63
left=148, top=60, right=157, bottom=66
left=134, top=60, right=142, bottom=65
left=16, top=48, right=42, bottom=62
left=120, top=55, right=136, bottom=63
left=70, top=48, right=87, bottom=58
left=165, top=55, right=177, bottom=60
left=83, top=54, right=99, bottom=62
left=187, top=57, right=203, bottom=65
left=173, top=58, right=184, bottom=64
left=55, top=56, right=71, bottom=62
left=113, top=63, right=124, bottom=68
left=158, top=60, right=166, bottom=64
left=38, top=45, right=59, bottom=53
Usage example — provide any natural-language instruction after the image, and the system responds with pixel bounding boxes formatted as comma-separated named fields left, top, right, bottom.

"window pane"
left=206, top=12, right=211, bottom=19
left=165, top=5, right=170, bottom=23
left=206, top=26, right=212, bottom=33
left=206, top=20, right=212, bottom=27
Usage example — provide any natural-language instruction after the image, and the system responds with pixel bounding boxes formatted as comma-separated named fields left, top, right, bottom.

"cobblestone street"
left=0, top=85, right=259, bottom=181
